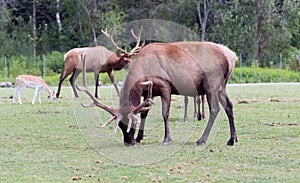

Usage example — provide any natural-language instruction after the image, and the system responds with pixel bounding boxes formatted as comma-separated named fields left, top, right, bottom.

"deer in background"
left=56, top=27, right=144, bottom=99
left=78, top=41, right=238, bottom=146
left=184, top=92, right=206, bottom=122
left=13, top=75, right=56, bottom=104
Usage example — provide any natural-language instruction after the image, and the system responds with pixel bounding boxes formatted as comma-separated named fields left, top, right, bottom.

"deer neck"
left=43, top=85, right=54, bottom=97
left=107, top=53, right=129, bottom=70
left=118, top=74, right=143, bottom=116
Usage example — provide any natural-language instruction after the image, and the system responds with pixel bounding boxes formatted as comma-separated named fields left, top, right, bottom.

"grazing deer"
left=56, top=27, right=144, bottom=99
left=13, top=75, right=56, bottom=104
left=78, top=41, right=238, bottom=146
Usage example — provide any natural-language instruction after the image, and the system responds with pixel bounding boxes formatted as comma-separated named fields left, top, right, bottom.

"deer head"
left=76, top=54, right=154, bottom=145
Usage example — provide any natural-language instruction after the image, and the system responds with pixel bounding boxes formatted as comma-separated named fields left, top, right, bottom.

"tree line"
left=0, top=0, right=299, bottom=71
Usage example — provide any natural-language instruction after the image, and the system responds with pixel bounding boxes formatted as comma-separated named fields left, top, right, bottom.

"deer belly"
left=172, top=79, right=199, bottom=96
left=25, top=82, right=40, bottom=89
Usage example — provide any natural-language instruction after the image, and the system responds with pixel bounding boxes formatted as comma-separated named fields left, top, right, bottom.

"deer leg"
left=218, top=88, right=237, bottom=146
left=57, top=70, right=71, bottom=98
left=18, top=89, right=22, bottom=104
left=135, top=91, right=153, bottom=143
left=14, top=87, right=23, bottom=104
left=94, top=71, right=100, bottom=98
left=38, top=89, right=42, bottom=104
left=201, top=95, right=206, bottom=120
left=32, top=87, right=39, bottom=104
left=107, top=70, right=120, bottom=96
left=69, top=69, right=80, bottom=98
left=56, top=74, right=64, bottom=98
left=13, top=87, right=18, bottom=104
left=161, top=91, right=172, bottom=145
left=136, top=107, right=150, bottom=143
left=196, top=92, right=220, bottom=145
left=195, top=96, right=201, bottom=120
left=183, top=96, right=188, bottom=122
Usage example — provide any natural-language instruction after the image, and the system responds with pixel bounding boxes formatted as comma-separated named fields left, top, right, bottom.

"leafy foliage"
left=230, top=67, right=300, bottom=83
left=0, top=0, right=299, bottom=73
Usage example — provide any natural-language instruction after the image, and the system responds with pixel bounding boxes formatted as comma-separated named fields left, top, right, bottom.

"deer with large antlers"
left=78, top=41, right=238, bottom=146
left=56, top=27, right=144, bottom=98
left=13, top=75, right=56, bottom=104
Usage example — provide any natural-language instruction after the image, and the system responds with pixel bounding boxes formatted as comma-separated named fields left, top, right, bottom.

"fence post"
left=4, top=56, right=8, bottom=79
left=279, top=53, right=282, bottom=82
left=43, top=54, right=46, bottom=79
left=240, top=53, right=242, bottom=81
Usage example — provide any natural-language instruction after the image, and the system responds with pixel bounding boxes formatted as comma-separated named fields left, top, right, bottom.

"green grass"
left=0, top=83, right=299, bottom=182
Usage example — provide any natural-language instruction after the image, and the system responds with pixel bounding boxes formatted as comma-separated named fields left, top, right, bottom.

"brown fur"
left=56, top=46, right=131, bottom=98
left=118, top=42, right=238, bottom=146
left=79, top=41, right=238, bottom=146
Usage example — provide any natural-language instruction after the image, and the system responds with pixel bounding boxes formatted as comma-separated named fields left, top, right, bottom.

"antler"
left=76, top=54, right=122, bottom=134
left=101, top=26, right=145, bottom=56
left=101, top=28, right=127, bottom=54
left=126, top=81, right=155, bottom=132
left=128, top=26, right=145, bottom=56
left=76, top=55, right=154, bottom=134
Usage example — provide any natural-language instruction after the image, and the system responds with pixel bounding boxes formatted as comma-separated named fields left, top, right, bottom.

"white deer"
left=13, top=75, right=56, bottom=104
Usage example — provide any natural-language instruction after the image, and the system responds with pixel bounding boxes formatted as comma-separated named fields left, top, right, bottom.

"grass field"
left=0, top=83, right=299, bottom=182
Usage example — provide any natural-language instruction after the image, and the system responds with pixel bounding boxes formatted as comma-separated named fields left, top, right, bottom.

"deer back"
left=74, top=46, right=113, bottom=72
left=174, top=42, right=237, bottom=81
left=119, top=42, right=237, bottom=111
left=119, top=43, right=203, bottom=107
left=16, top=75, right=46, bottom=88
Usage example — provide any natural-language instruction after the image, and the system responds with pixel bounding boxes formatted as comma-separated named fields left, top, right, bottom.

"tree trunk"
left=32, top=0, right=37, bottom=58
left=196, top=0, right=211, bottom=41
left=56, top=0, right=62, bottom=32
left=78, top=11, right=85, bottom=43
left=257, top=0, right=264, bottom=67
left=90, top=0, right=97, bottom=46
left=56, top=0, right=63, bottom=51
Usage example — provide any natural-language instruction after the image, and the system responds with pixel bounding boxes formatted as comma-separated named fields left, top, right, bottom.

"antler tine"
left=81, top=103, right=96, bottom=108
left=77, top=54, right=122, bottom=133
left=98, top=115, right=122, bottom=135
left=76, top=54, right=102, bottom=108
left=127, top=112, right=140, bottom=133
left=101, top=28, right=109, bottom=37
left=128, top=26, right=145, bottom=56
left=123, top=80, right=154, bottom=133
left=101, top=27, right=127, bottom=54
left=100, top=116, right=117, bottom=127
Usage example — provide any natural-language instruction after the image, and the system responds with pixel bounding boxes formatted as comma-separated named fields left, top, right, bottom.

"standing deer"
left=13, top=75, right=56, bottom=104
left=78, top=41, right=238, bottom=146
left=56, top=27, right=144, bottom=98
left=184, top=91, right=206, bottom=122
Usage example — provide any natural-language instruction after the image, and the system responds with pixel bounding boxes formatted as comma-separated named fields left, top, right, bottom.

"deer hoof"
left=194, top=113, right=200, bottom=121
left=196, top=139, right=206, bottom=146
left=135, top=137, right=143, bottom=143
left=124, top=142, right=135, bottom=147
left=183, top=117, right=188, bottom=123
left=161, top=136, right=172, bottom=146
left=227, top=137, right=238, bottom=146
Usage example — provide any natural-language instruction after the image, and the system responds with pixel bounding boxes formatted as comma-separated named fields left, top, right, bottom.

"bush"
left=45, top=51, right=64, bottom=74
left=8, top=55, right=42, bottom=77
left=230, top=67, right=300, bottom=83
left=2, top=53, right=299, bottom=86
